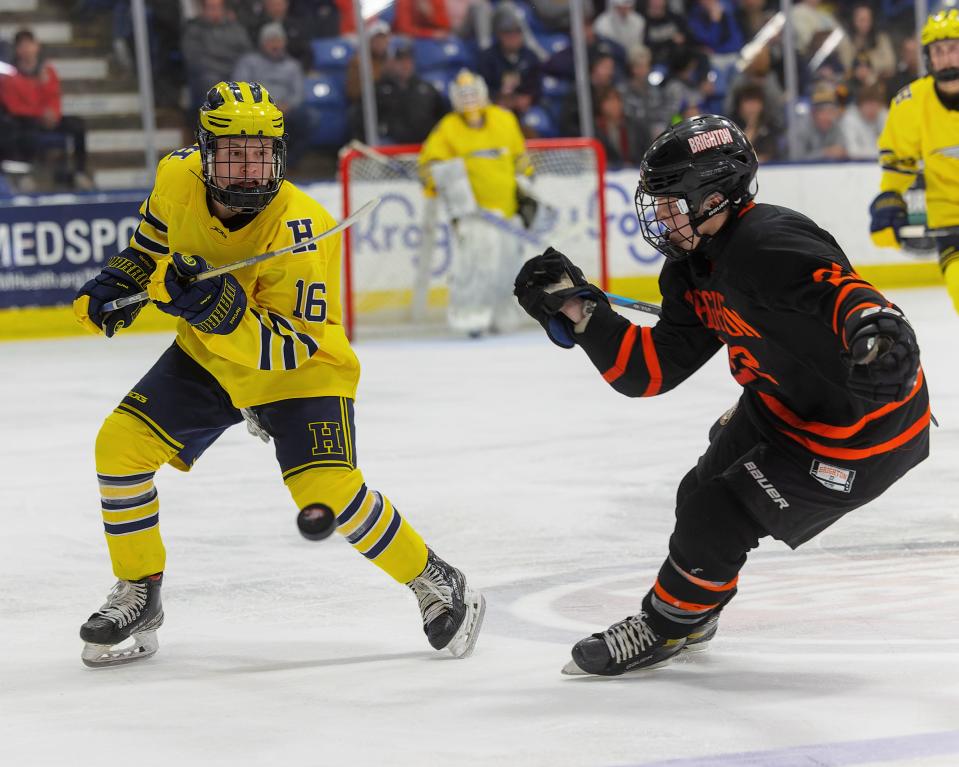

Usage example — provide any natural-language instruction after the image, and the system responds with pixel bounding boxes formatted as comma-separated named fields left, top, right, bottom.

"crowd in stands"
left=0, top=0, right=927, bottom=192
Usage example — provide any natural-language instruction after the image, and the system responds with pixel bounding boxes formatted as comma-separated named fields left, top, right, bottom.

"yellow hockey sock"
left=95, top=409, right=176, bottom=580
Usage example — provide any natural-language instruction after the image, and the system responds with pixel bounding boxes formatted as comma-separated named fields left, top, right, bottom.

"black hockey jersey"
left=577, top=203, right=931, bottom=462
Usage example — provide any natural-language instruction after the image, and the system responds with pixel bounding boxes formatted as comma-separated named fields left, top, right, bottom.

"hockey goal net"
left=338, top=137, right=608, bottom=337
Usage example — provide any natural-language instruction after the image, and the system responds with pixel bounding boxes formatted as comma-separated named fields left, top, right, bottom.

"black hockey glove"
left=152, top=253, right=247, bottom=335
left=869, top=191, right=907, bottom=248
left=513, top=247, right=608, bottom=348
left=842, top=305, right=920, bottom=403
left=73, top=248, right=156, bottom=337
left=517, top=189, right=539, bottom=230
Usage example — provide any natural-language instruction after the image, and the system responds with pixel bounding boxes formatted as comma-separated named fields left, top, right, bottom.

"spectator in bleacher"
left=560, top=52, right=616, bottom=135
left=394, top=0, right=451, bottom=39
left=723, top=45, right=783, bottom=123
left=457, top=2, right=546, bottom=60
left=844, top=51, right=880, bottom=106
left=288, top=0, right=340, bottom=39
left=594, top=0, right=646, bottom=56
left=795, top=82, right=847, bottom=161
left=642, top=0, right=689, bottom=70
left=232, top=22, right=309, bottom=170
left=368, top=36, right=447, bottom=143
left=885, top=35, right=920, bottom=99
left=688, top=0, right=745, bottom=57
left=734, top=0, right=774, bottom=41
left=246, top=0, right=316, bottom=72
left=594, top=85, right=646, bottom=168
left=478, top=8, right=543, bottom=113
left=730, top=81, right=780, bottom=161
left=544, top=16, right=627, bottom=79
left=621, top=44, right=674, bottom=140
left=662, top=47, right=715, bottom=121
left=839, top=3, right=895, bottom=82
left=839, top=82, right=887, bottom=160
left=790, top=0, right=841, bottom=59
left=346, top=20, right=390, bottom=104
left=182, top=0, right=253, bottom=109
left=0, top=28, right=92, bottom=190
left=532, top=0, right=595, bottom=33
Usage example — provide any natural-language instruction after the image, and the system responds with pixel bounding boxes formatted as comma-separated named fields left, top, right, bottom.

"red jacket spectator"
left=0, top=57, right=61, bottom=122
left=394, top=0, right=450, bottom=39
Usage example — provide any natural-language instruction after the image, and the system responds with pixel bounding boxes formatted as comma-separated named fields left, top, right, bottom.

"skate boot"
left=680, top=613, right=720, bottom=656
left=407, top=549, right=485, bottom=658
left=79, top=573, right=164, bottom=668
left=562, top=612, right=687, bottom=676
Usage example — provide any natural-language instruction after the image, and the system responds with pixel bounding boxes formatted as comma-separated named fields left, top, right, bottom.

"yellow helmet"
left=449, top=70, right=489, bottom=125
left=921, top=9, right=959, bottom=46
left=197, top=81, right=287, bottom=212
left=922, top=10, right=959, bottom=83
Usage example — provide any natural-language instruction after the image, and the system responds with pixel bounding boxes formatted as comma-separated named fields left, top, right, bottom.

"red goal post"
left=338, top=137, right=609, bottom=337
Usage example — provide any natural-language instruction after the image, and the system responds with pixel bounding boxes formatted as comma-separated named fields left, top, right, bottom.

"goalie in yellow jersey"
left=418, top=70, right=537, bottom=336
left=870, top=9, right=959, bottom=314
left=71, top=81, right=485, bottom=667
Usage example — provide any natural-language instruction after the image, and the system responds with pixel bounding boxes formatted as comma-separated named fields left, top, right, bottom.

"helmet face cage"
left=197, top=81, right=288, bottom=214
left=635, top=115, right=757, bottom=261
left=197, top=130, right=287, bottom=213
left=449, top=71, right=489, bottom=115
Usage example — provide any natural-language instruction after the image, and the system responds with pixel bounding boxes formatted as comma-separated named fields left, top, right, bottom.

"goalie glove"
left=513, top=247, right=608, bottom=348
left=842, top=304, right=920, bottom=403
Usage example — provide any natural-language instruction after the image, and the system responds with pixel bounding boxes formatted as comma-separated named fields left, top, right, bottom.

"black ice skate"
left=80, top=573, right=164, bottom=668
left=562, top=612, right=687, bottom=676
left=407, top=549, right=485, bottom=658
left=680, top=613, right=720, bottom=656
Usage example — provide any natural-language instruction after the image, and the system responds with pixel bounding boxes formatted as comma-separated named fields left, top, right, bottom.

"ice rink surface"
left=1, top=287, right=957, bottom=767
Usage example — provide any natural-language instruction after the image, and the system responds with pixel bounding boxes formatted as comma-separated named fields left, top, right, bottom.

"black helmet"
left=636, top=114, right=758, bottom=261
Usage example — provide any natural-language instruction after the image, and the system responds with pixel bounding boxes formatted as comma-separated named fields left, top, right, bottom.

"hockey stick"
left=345, top=140, right=550, bottom=247
left=899, top=224, right=959, bottom=240
left=605, top=292, right=662, bottom=317
left=102, top=196, right=382, bottom=312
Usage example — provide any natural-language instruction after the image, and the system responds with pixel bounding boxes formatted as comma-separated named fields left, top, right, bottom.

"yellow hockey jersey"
left=130, top=146, right=359, bottom=408
left=418, top=105, right=532, bottom=217
left=878, top=75, right=959, bottom=227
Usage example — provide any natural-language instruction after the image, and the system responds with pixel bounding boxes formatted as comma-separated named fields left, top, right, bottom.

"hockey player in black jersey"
left=514, top=114, right=930, bottom=677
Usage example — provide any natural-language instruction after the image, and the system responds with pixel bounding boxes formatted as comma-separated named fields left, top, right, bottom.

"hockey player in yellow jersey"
left=418, top=70, right=536, bottom=336
left=71, top=81, right=485, bottom=667
left=870, top=9, right=959, bottom=314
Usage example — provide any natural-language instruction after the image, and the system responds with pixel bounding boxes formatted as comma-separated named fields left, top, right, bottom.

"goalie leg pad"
left=447, top=216, right=500, bottom=334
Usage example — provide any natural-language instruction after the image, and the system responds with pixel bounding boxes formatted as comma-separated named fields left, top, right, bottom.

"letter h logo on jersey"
left=308, top=421, right=345, bottom=458
left=286, top=219, right=318, bottom=253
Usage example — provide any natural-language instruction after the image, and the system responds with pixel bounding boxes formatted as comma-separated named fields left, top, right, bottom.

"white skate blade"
left=446, top=589, right=486, bottom=659
left=561, top=658, right=588, bottom=675
left=81, top=630, right=159, bottom=668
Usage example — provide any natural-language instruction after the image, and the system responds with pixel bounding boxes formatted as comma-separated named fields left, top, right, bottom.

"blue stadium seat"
left=304, top=75, right=349, bottom=147
left=521, top=105, right=557, bottom=138
left=420, top=68, right=455, bottom=101
left=413, top=36, right=474, bottom=73
left=512, top=1, right=545, bottom=35
left=311, top=37, right=355, bottom=71
left=541, top=75, right=570, bottom=99
left=536, top=33, right=570, bottom=57
left=305, top=75, right=346, bottom=106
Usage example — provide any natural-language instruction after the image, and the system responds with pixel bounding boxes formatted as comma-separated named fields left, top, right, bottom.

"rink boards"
left=0, top=161, right=944, bottom=340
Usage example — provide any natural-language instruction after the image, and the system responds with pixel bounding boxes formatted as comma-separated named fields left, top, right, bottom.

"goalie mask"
left=636, top=114, right=758, bottom=261
left=197, top=81, right=287, bottom=213
left=449, top=70, right=489, bottom=127
left=922, top=10, right=959, bottom=84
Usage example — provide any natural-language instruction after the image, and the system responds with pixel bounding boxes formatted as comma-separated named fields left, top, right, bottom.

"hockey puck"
left=296, top=504, right=336, bottom=541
